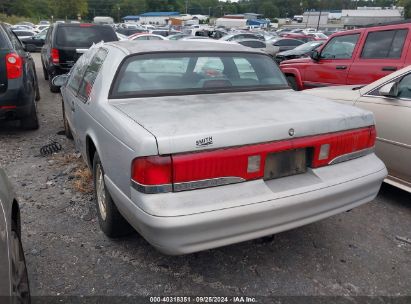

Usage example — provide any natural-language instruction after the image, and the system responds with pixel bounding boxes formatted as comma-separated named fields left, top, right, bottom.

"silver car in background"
left=0, top=169, right=30, bottom=303
left=55, top=41, right=386, bottom=255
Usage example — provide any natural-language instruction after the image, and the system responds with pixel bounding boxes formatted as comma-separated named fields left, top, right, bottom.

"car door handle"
left=70, top=100, right=75, bottom=112
left=382, top=66, right=397, bottom=71
left=336, top=65, right=347, bottom=70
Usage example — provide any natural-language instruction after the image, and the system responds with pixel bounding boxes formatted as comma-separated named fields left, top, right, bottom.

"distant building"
left=124, top=12, right=180, bottom=25
left=303, top=11, right=329, bottom=27
left=341, top=8, right=403, bottom=28
left=218, top=13, right=269, bottom=28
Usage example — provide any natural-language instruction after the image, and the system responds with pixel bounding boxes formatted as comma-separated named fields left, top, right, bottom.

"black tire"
left=20, top=100, right=39, bottom=130
left=62, top=101, right=73, bottom=139
left=49, top=76, right=60, bottom=93
left=10, top=222, right=31, bottom=304
left=286, top=75, right=299, bottom=91
left=42, top=65, right=48, bottom=81
left=93, top=152, right=133, bottom=237
left=34, top=71, right=40, bottom=101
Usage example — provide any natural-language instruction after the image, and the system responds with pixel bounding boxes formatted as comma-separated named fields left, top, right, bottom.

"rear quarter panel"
left=73, top=46, right=158, bottom=198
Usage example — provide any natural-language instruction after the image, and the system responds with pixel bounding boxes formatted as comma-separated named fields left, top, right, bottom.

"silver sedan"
left=54, top=41, right=386, bottom=255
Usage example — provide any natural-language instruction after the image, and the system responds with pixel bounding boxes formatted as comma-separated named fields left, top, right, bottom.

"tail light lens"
left=5, top=53, right=23, bottom=79
left=131, top=126, right=376, bottom=193
left=51, top=48, right=59, bottom=64
left=132, top=156, right=172, bottom=185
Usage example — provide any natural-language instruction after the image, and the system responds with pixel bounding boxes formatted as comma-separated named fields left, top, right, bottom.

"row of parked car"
left=11, top=21, right=328, bottom=66
left=0, top=19, right=409, bottom=302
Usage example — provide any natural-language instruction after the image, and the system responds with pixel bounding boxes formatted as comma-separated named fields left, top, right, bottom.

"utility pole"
left=316, top=10, right=321, bottom=31
left=185, top=0, right=189, bottom=14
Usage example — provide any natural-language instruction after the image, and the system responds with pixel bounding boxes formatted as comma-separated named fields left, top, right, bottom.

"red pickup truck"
left=280, top=22, right=411, bottom=90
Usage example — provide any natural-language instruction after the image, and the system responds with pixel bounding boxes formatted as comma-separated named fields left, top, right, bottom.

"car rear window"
left=0, top=30, right=7, bottom=49
left=56, top=25, right=117, bottom=47
left=110, top=52, right=288, bottom=99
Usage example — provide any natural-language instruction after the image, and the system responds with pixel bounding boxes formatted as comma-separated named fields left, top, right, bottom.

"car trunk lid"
left=112, top=90, right=374, bottom=155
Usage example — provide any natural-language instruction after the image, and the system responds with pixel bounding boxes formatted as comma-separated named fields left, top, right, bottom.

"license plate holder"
left=264, top=149, right=307, bottom=180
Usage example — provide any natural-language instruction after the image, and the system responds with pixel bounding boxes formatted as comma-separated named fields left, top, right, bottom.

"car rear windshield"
left=110, top=52, right=288, bottom=98
left=56, top=25, right=117, bottom=48
left=0, top=30, right=7, bottom=49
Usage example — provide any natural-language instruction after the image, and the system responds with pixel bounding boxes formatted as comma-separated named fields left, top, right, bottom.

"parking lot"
left=0, top=53, right=409, bottom=297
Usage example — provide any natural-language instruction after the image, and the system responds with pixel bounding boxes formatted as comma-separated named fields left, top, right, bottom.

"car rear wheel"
left=10, top=224, right=30, bottom=304
left=48, top=74, right=60, bottom=93
left=93, top=152, right=133, bottom=237
left=62, top=101, right=73, bottom=139
left=20, top=99, right=39, bottom=130
left=286, top=75, right=299, bottom=91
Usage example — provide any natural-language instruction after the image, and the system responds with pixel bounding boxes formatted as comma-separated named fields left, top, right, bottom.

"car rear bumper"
left=0, top=83, right=32, bottom=120
left=48, top=65, right=71, bottom=77
left=105, top=154, right=387, bottom=255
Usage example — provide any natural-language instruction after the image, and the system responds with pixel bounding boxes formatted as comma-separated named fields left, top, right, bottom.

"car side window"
left=243, top=41, right=265, bottom=48
left=397, top=73, right=411, bottom=99
left=5, top=27, right=23, bottom=51
left=361, top=29, right=408, bottom=59
left=288, top=40, right=303, bottom=46
left=77, top=48, right=108, bottom=101
left=320, top=34, right=359, bottom=59
left=67, top=48, right=98, bottom=94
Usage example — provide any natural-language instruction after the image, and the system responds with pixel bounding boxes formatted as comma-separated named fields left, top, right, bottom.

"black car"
left=0, top=23, right=40, bottom=130
left=275, top=40, right=325, bottom=63
left=20, top=28, right=48, bottom=52
left=269, top=38, right=305, bottom=52
left=41, top=23, right=118, bottom=92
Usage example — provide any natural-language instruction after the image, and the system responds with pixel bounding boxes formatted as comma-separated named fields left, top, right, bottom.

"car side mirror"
left=310, top=50, right=320, bottom=61
left=24, top=44, right=37, bottom=52
left=379, top=82, right=398, bottom=97
left=52, top=74, right=68, bottom=88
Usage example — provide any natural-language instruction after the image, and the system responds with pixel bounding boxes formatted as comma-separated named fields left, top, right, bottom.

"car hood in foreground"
left=112, top=90, right=374, bottom=155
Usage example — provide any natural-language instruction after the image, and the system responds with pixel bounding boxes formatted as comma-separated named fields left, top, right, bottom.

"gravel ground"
left=0, top=54, right=410, bottom=298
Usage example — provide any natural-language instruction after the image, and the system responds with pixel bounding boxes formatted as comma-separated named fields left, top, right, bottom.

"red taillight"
left=51, top=48, right=59, bottom=64
left=131, top=156, right=172, bottom=186
left=131, top=126, right=376, bottom=193
left=5, top=53, right=23, bottom=79
left=311, top=126, right=376, bottom=168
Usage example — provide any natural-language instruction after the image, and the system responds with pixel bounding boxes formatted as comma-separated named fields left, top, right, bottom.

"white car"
left=12, top=30, right=37, bottom=40
left=128, top=33, right=166, bottom=41
left=53, top=41, right=386, bottom=255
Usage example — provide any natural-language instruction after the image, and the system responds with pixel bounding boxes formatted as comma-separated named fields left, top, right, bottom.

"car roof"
left=105, top=40, right=263, bottom=55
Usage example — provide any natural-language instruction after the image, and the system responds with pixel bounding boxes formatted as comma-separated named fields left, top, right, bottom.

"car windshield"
left=56, top=26, right=117, bottom=47
left=110, top=52, right=288, bottom=98
left=294, top=41, right=323, bottom=52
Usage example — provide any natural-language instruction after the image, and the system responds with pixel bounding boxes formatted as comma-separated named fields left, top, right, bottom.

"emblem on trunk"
left=196, top=136, right=213, bottom=148
left=289, top=128, right=295, bottom=137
